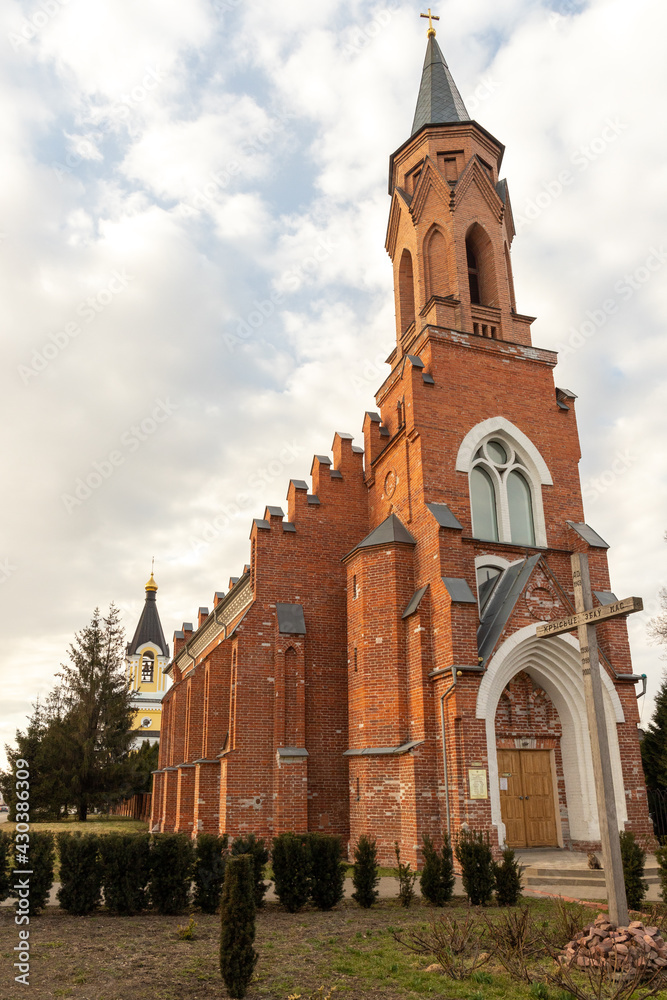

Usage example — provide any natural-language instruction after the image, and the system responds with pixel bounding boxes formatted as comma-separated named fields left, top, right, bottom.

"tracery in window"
left=470, top=438, right=536, bottom=546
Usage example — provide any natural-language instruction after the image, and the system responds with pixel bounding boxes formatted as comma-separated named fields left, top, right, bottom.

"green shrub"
left=309, top=833, right=345, bottom=910
left=99, top=832, right=150, bottom=914
left=454, top=829, right=495, bottom=906
left=619, top=830, right=648, bottom=910
left=230, top=833, right=268, bottom=908
left=11, top=830, right=55, bottom=915
left=220, top=854, right=258, bottom=999
left=394, top=842, right=418, bottom=908
left=193, top=833, right=228, bottom=914
left=0, top=830, right=11, bottom=902
left=420, top=833, right=455, bottom=906
left=149, top=832, right=195, bottom=914
left=493, top=846, right=523, bottom=906
left=56, top=833, right=101, bottom=915
left=656, top=844, right=667, bottom=905
left=271, top=833, right=312, bottom=912
left=351, top=834, right=380, bottom=908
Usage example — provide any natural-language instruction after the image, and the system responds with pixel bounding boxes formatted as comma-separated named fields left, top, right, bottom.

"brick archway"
left=476, top=624, right=626, bottom=848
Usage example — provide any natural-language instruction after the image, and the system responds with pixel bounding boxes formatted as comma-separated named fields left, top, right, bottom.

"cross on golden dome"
left=420, top=8, right=440, bottom=37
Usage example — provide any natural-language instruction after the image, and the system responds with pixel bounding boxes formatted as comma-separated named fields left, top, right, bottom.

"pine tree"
left=641, top=670, right=667, bottom=789
left=420, top=833, right=455, bottom=906
left=220, top=854, right=258, bottom=999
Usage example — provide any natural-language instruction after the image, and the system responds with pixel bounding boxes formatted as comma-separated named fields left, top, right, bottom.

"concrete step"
left=524, top=869, right=660, bottom=887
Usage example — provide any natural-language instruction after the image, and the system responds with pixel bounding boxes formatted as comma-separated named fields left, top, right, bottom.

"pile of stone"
left=561, top=916, right=667, bottom=974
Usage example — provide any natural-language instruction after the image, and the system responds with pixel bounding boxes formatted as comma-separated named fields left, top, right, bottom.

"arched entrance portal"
left=476, top=625, right=626, bottom=849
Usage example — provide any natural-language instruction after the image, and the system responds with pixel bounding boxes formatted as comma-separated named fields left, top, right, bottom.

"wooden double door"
left=497, top=749, right=559, bottom=848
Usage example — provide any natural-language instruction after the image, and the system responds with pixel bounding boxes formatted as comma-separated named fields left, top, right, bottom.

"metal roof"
left=402, top=584, right=429, bottom=619
left=442, top=577, right=476, bottom=604
left=594, top=590, right=619, bottom=606
left=276, top=603, right=306, bottom=635
left=350, top=513, right=417, bottom=554
left=128, top=588, right=168, bottom=656
left=411, top=35, right=470, bottom=135
left=426, top=502, right=463, bottom=530
left=566, top=521, right=610, bottom=549
left=477, top=555, right=541, bottom=664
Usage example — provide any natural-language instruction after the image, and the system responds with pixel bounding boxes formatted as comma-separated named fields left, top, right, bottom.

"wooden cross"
left=420, top=8, right=440, bottom=36
left=537, top=552, right=644, bottom=926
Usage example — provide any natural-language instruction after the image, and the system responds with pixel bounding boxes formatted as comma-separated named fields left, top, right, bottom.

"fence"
left=111, top=792, right=152, bottom=822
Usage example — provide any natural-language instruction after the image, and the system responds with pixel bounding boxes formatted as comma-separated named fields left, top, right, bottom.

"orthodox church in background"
left=126, top=573, right=171, bottom=748
left=150, top=29, right=651, bottom=862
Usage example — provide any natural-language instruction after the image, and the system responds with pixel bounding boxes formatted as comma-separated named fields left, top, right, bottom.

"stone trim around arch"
left=475, top=623, right=626, bottom=848
left=455, top=416, right=553, bottom=485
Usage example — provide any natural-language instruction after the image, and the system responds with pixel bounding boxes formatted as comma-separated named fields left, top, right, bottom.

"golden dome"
left=145, top=573, right=158, bottom=592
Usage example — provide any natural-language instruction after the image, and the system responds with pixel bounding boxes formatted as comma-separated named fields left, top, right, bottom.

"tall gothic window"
left=467, top=242, right=481, bottom=304
left=465, top=224, right=498, bottom=308
left=470, top=438, right=536, bottom=546
left=476, top=564, right=503, bottom=611
left=141, top=650, right=155, bottom=683
left=398, top=248, right=416, bottom=333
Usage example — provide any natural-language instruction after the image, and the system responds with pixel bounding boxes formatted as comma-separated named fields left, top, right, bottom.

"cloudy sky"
left=1, top=0, right=665, bottom=765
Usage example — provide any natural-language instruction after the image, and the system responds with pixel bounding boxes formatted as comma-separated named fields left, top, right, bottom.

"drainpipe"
left=440, top=668, right=458, bottom=840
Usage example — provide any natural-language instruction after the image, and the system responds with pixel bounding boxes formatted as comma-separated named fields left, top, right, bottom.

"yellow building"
left=126, top=573, right=171, bottom=747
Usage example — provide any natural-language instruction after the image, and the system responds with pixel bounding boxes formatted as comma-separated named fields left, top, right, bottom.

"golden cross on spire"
left=420, top=8, right=440, bottom=37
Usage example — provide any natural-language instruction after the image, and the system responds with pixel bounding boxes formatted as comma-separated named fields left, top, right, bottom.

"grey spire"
left=128, top=574, right=168, bottom=656
left=411, top=36, right=470, bottom=135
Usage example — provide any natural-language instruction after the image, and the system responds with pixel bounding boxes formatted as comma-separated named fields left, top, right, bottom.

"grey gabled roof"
left=128, top=590, right=168, bottom=656
left=351, top=514, right=417, bottom=554
left=411, top=36, right=470, bottom=135
left=402, top=585, right=429, bottom=619
left=442, top=577, right=476, bottom=604
left=477, top=555, right=541, bottom=664
left=594, top=590, right=619, bottom=606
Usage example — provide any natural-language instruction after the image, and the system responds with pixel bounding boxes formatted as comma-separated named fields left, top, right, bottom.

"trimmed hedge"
left=455, top=828, right=495, bottom=906
left=148, top=832, right=195, bottom=914
left=420, top=833, right=455, bottom=906
left=351, top=834, right=379, bottom=908
left=11, top=830, right=55, bottom=915
left=271, top=833, right=312, bottom=913
left=493, top=846, right=523, bottom=906
left=620, top=830, right=648, bottom=910
left=100, top=832, right=150, bottom=914
left=56, top=832, right=102, bottom=915
left=194, top=833, right=229, bottom=914
left=220, top=854, right=258, bottom=999
left=230, top=834, right=268, bottom=909
left=309, top=833, right=345, bottom=910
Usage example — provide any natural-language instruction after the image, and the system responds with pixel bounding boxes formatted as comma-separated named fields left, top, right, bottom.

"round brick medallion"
left=525, top=584, right=558, bottom=620
left=384, top=470, right=397, bottom=498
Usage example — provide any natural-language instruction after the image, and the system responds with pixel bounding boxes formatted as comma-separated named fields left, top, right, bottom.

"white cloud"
left=1, top=0, right=666, bottom=767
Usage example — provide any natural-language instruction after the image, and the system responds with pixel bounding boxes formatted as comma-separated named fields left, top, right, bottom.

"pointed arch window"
left=398, top=249, right=416, bottom=333
left=467, top=243, right=481, bottom=305
left=465, top=224, right=498, bottom=308
left=470, top=438, right=536, bottom=546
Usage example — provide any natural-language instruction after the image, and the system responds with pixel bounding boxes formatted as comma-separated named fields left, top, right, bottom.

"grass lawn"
left=3, top=895, right=667, bottom=1000
left=2, top=815, right=149, bottom=836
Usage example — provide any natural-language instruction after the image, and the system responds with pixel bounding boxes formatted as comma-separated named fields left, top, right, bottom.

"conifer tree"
left=641, top=670, right=667, bottom=789
left=220, top=854, right=258, bottom=999
left=351, top=834, right=380, bottom=908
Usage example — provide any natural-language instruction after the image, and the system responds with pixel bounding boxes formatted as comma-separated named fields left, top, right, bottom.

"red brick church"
left=150, top=29, right=651, bottom=863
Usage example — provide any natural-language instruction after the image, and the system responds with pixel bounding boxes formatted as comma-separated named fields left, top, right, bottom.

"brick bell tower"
left=344, top=27, right=651, bottom=863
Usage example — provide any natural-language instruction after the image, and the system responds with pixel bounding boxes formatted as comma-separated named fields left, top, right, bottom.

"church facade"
left=150, top=33, right=651, bottom=863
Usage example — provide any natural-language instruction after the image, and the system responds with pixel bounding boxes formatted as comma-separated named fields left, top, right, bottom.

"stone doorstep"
left=525, top=867, right=659, bottom=887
